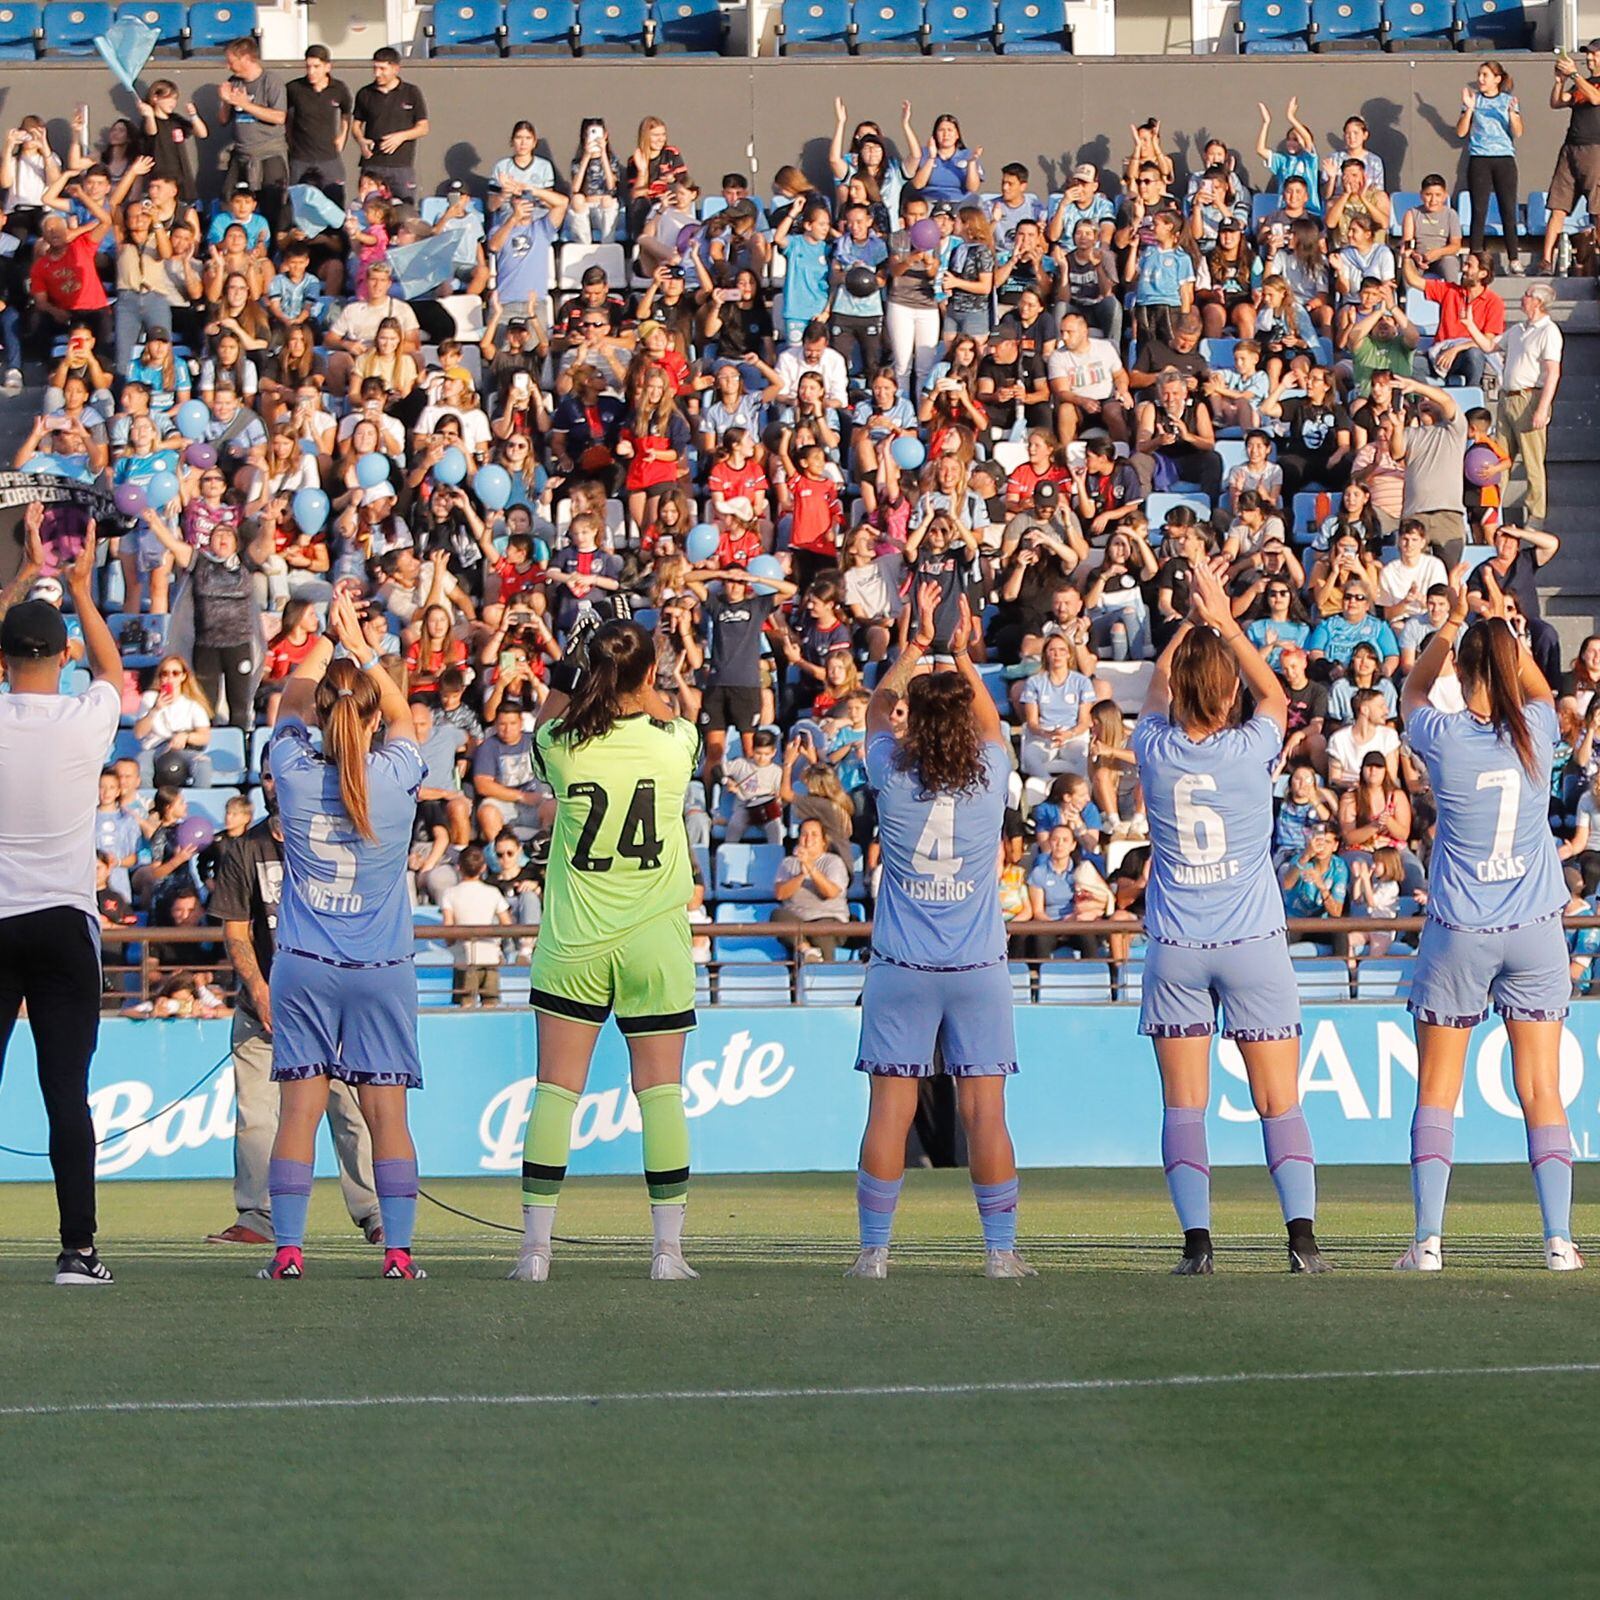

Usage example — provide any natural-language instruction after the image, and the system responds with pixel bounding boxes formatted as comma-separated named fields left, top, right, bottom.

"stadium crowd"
left=5, top=39, right=1600, bottom=1010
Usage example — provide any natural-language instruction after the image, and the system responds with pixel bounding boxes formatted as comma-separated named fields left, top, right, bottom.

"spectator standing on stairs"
left=1496, top=282, right=1563, bottom=528
left=1539, top=44, right=1600, bottom=276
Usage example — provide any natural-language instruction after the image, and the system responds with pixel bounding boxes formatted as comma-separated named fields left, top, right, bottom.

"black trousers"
left=1466, top=155, right=1520, bottom=260
left=225, top=150, right=288, bottom=233
left=0, top=907, right=101, bottom=1249
left=828, top=313, right=884, bottom=382
left=193, top=641, right=254, bottom=731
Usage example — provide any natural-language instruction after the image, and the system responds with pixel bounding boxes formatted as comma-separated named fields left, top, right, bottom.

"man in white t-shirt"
left=440, top=843, right=512, bottom=1006
left=1377, top=517, right=1449, bottom=656
left=1047, top=308, right=1132, bottom=443
left=1326, top=686, right=1400, bottom=788
left=0, top=520, right=121, bottom=1285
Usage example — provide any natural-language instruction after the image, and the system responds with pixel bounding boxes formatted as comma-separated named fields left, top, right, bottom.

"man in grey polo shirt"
left=1387, top=374, right=1468, bottom=565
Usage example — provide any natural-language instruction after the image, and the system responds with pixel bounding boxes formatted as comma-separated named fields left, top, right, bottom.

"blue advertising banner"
left=0, top=1004, right=1597, bottom=1183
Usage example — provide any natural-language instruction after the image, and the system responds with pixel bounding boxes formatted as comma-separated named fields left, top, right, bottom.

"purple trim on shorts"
left=1427, top=909, right=1565, bottom=937
left=1496, top=1004, right=1571, bottom=1023
left=272, top=1062, right=419, bottom=1087
left=1408, top=1003, right=1491, bottom=1028
left=1149, top=931, right=1283, bottom=953
left=871, top=956, right=1006, bottom=974
left=1225, top=1025, right=1303, bottom=1043
left=278, top=946, right=413, bottom=972
left=1140, top=1022, right=1215, bottom=1039
left=854, top=1059, right=1019, bottom=1078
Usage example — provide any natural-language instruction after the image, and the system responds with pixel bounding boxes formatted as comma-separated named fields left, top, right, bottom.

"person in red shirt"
left=492, top=530, right=547, bottom=611
left=638, top=485, right=694, bottom=558
left=617, top=366, right=691, bottom=538
left=716, top=516, right=764, bottom=570
left=26, top=211, right=112, bottom=359
left=707, top=427, right=771, bottom=526
left=259, top=598, right=321, bottom=722
left=1004, top=428, right=1072, bottom=514
left=1402, top=250, right=1504, bottom=390
left=784, top=440, right=842, bottom=591
left=405, top=603, right=470, bottom=696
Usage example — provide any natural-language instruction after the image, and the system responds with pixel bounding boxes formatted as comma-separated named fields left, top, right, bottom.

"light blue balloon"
left=145, top=469, right=181, bottom=508
left=890, top=435, right=926, bottom=471
left=356, top=452, right=391, bottom=490
left=433, top=446, right=468, bottom=486
left=473, top=463, right=512, bottom=511
left=685, top=523, right=720, bottom=565
left=531, top=538, right=550, bottom=565
left=746, top=554, right=785, bottom=592
left=175, top=400, right=211, bottom=442
left=292, top=487, right=330, bottom=535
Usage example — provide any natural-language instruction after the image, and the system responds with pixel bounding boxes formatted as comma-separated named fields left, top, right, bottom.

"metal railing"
left=95, top=916, right=1600, bottom=1013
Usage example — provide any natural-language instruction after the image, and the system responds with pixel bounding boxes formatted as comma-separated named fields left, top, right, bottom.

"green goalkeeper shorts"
left=528, top=913, right=697, bottom=1036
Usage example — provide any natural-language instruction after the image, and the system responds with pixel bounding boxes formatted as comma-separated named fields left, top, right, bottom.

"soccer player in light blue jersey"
left=1133, top=560, right=1329, bottom=1276
left=1396, top=575, right=1582, bottom=1272
left=260, top=595, right=429, bottom=1282
left=848, top=586, right=1033, bottom=1281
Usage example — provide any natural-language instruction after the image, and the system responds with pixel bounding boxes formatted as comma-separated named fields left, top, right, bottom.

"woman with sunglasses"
left=1242, top=571, right=1311, bottom=669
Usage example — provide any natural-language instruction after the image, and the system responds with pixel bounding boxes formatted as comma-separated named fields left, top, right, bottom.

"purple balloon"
left=173, top=816, right=215, bottom=853
left=184, top=442, right=217, bottom=470
left=113, top=481, right=148, bottom=517
left=1463, top=443, right=1501, bottom=487
left=674, top=221, right=701, bottom=254
left=908, top=218, right=941, bottom=252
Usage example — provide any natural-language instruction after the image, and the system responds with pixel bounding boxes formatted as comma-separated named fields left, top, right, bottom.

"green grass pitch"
left=1, top=1166, right=1595, bottom=1598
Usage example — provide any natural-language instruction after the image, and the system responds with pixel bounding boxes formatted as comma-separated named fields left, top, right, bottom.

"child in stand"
left=346, top=194, right=393, bottom=298
left=825, top=688, right=871, bottom=795
left=441, top=843, right=512, bottom=1007
left=1348, top=844, right=1403, bottom=958
left=1463, top=405, right=1511, bottom=542
left=1088, top=698, right=1145, bottom=838
left=1206, top=338, right=1269, bottom=433
left=722, top=727, right=784, bottom=845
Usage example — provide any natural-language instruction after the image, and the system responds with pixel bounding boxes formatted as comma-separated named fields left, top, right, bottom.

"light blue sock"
left=1161, top=1108, right=1210, bottom=1233
left=856, top=1169, right=902, bottom=1249
left=1527, top=1124, right=1574, bottom=1241
left=1261, top=1107, right=1317, bottom=1226
left=1411, top=1106, right=1455, bottom=1242
left=374, top=1158, right=419, bottom=1252
left=268, top=1158, right=313, bottom=1250
left=973, top=1178, right=1019, bottom=1252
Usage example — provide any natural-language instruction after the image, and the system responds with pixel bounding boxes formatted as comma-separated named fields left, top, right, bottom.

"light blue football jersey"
left=867, top=734, right=1009, bottom=969
left=271, top=718, right=424, bottom=966
left=1133, top=712, right=1286, bottom=945
left=1404, top=698, right=1565, bottom=930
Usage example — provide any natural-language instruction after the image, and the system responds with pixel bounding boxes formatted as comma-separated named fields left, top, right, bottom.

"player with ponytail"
left=512, top=618, right=704, bottom=1284
left=1397, top=572, right=1581, bottom=1271
left=260, top=593, right=429, bottom=1282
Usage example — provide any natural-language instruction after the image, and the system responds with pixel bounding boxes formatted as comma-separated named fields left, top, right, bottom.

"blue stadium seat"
left=995, top=0, right=1070, bottom=51
left=1201, top=336, right=1238, bottom=370
left=181, top=787, right=234, bottom=831
left=713, top=902, right=787, bottom=963
left=42, top=2, right=113, bottom=53
left=1145, top=492, right=1213, bottom=527
left=1404, top=286, right=1440, bottom=333
left=923, top=0, right=996, bottom=49
left=776, top=0, right=853, bottom=51
left=1037, top=959, right=1113, bottom=1002
left=714, top=842, right=786, bottom=902
left=206, top=726, right=248, bottom=786
left=184, top=0, right=257, bottom=51
left=1311, top=0, right=1382, bottom=47
left=799, top=963, right=866, bottom=1004
left=577, top=0, right=652, bottom=51
left=1355, top=958, right=1412, bottom=999
left=0, top=3, right=42, bottom=57
left=1526, top=191, right=1589, bottom=237
left=1457, top=190, right=1520, bottom=241
left=1291, top=489, right=1333, bottom=545
left=1215, top=438, right=1249, bottom=478
left=505, top=0, right=578, bottom=48
left=1293, top=958, right=1352, bottom=1001
left=1381, top=0, right=1454, bottom=48
left=115, top=0, right=184, bottom=48
left=1388, top=188, right=1420, bottom=236
left=1454, top=0, right=1531, bottom=48
left=1234, top=0, right=1312, bottom=52
left=426, top=0, right=507, bottom=53
left=853, top=0, right=923, bottom=50
left=651, top=0, right=728, bottom=52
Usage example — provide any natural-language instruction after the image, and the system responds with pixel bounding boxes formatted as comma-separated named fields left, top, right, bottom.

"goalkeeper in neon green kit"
left=511, top=620, right=702, bottom=1283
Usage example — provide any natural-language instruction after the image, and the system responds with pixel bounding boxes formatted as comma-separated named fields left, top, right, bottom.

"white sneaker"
left=1546, top=1237, right=1586, bottom=1271
left=844, top=1246, right=889, bottom=1279
left=985, top=1249, right=1038, bottom=1279
left=1394, top=1236, right=1443, bottom=1272
left=3, top=368, right=22, bottom=395
left=649, top=1249, right=699, bottom=1281
left=507, top=1248, right=551, bottom=1282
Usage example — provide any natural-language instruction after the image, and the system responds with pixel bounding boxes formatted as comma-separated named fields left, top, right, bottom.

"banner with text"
left=1, top=1004, right=1598, bottom=1183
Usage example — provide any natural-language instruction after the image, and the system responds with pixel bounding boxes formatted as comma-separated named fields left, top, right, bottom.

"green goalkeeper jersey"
left=533, top=713, right=701, bottom=960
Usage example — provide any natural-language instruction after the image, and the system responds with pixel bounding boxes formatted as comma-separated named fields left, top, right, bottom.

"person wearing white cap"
left=0, top=521, right=122, bottom=1284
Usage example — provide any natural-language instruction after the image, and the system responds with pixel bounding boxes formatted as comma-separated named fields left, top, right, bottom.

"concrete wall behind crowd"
left=0, top=55, right=1575, bottom=208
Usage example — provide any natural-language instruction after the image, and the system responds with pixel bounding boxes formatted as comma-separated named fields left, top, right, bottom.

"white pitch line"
left=3, top=1363, right=1598, bottom=1421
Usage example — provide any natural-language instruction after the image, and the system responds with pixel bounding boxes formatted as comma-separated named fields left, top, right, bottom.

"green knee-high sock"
left=522, top=1082, right=580, bottom=1208
left=638, top=1083, right=690, bottom=1206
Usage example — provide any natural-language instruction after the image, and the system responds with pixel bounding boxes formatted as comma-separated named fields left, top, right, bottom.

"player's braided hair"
left=553, top=618, right=656, bottom=746
left=1456, top=616, right=1537, bottom=778
left=896, top=670, right=985, bottom=799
